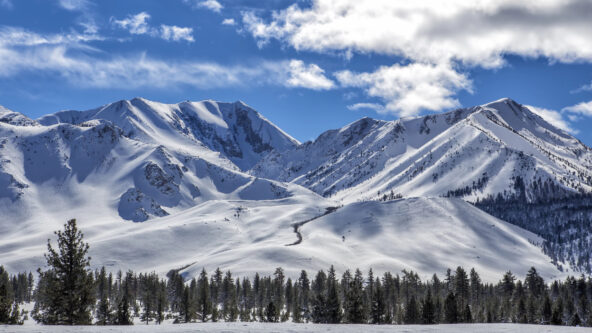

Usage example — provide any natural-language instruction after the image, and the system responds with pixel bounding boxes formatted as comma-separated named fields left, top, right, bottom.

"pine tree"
left=570, top=313, right=582, bottom=326
left=345, top=269, right=365, bottom=323
left=371, top=278, right=386, bottom=324
left=542, top=294, right=553, bottom=324
left=421, top=289, right=436, bottom=324
left=114, top=272, right=133, bottom=325
left=155, top=283, right=166, bottom=324
left=265, top=301, right=278, bottom=322
left=444, top=292, right=458, bottom=323
left=180, top=287, right=192, bottom=323
left=463, top=304, right=472, bottom=323
left=326, top=266, right=342, bottom=324
left=0, top=266, right=14, bottom=324
left=454, top=267, right=470, bottom=310
left=525, top=267, right=545, bottom=298
left=551, top=298, right=564, bottom=325
left=404, top=296, right=419, bottom=324
left=297, top=270, right=310, bottom=322
left=34, top=219, right=96, bottom=325
left=196, top=268, right=211, bottom=322
left=96, top=266, right=111, bottom=325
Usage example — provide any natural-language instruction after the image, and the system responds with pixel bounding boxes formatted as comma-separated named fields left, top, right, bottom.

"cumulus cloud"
left=336, top=62, right=471, bottom=117
left=286, top=59, right=335, bottom=90
left=184, top=0, right=223, bottom=13
left=112, top=12, right=194, bottom=43
left=160, top=25, right=194, bottom=42
left=243, top=0, right=592, bottom=67
left=526, top=105, right=577, bottom=134
left=243, top=0, right=592, bottom=116
left=222, top=18, right=236, bottom=26
left=112, top=12, right=151, bottom=35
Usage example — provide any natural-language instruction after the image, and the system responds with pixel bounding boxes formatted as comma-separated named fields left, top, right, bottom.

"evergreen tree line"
left=3, top=219, right=592, bottom=326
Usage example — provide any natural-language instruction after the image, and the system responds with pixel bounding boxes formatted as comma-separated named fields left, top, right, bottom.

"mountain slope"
left=251, top=98, right=592, bottom=203
left=0, top=196, right=565, bottom=282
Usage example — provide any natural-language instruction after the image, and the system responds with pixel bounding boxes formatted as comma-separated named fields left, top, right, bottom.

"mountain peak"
left=0, top=105, right=38, bottom=127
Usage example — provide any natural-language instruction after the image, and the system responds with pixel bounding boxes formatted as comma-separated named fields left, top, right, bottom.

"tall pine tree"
left=34, top=219, right=95, bottom=325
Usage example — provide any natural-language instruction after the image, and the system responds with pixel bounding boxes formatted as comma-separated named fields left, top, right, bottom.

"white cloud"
left=243, top=0, right=592, bottom=116
left=113, top=12, right=151, bottom=35
left=563, top=101, right=592, bottom=117
left=571, top=82, right=592, bottom=94
left=222, top=18, right=236, bottom=26
left=525, top=105, right=577, bottom=134
left=112, top=12, right=194, bottom=43
left=336, top=62, right=471, bottom=117
left=0, top=26, right=103, bottom=46
left=286, top=59, right=334, bottom=90
left=0, top=27, right=330, bottom=92
left=347, top=103, right=384, bottom=112
left=58, top=0, right=90, bottom=11
left=243, top=0, right=592, bottom=67
left=185, top=0, right=223, bottom=13
left=160, top=25, right=194, bottom=43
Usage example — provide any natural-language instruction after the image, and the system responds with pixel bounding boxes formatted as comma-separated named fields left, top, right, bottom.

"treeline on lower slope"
left=474, top=178, right=592, bottom=274
left=2, top=219, right=592, bottom=327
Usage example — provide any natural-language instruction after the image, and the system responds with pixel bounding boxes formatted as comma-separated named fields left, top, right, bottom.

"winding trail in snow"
left=285, top=206, right=340, bottom=246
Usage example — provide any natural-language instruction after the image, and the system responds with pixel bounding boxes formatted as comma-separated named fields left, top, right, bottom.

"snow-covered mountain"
left=251, top=98, right=592, bottom=204
left=0, top=97, right=587, bottom=280
left=38, top=98, right=299, bottom=171
left=0, top=99, right=301, bottom=223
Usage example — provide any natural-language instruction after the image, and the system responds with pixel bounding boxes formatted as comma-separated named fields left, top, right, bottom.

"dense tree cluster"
left=476, top=189, right=592, bottom=274
left=4, top=219, right=592, bottom=327
left=0, top=266, right=29, bottom=324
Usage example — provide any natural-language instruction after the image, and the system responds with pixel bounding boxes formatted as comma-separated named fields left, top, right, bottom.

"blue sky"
left=1, top=0, right=592, bottom=145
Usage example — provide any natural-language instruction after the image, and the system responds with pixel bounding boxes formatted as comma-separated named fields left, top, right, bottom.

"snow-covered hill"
left=251, top=98, right=592, bottom=204
left=0, top=194, right=564, bottom=282
left=0, top=97, right=585, bottom=280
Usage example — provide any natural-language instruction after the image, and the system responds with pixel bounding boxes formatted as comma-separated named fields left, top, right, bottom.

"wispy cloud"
left=112, top=12, right=194, bottom=43
left=57, top=0, right=91, bottom=11
left=571, top=82, right=592, bottom=94
left=0, top=26, right=331, bottom=92
left=563, top=101, right=592, bottom=117
left=184, top=0, right=223, bottom=13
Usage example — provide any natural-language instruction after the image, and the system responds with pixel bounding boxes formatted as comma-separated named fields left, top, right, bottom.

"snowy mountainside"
left=0, top=105, right=38, bottom=127
left=0, top=97, right=581, bottom=280
left=0, top=195, right=566, bottom=283
left=0, top=100, right=300, bottom=223
left=251, top=98, right=592, bottom=204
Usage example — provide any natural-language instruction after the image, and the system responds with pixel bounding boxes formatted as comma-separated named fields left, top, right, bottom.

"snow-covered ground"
left=2, top=323, right=590, bottom=333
